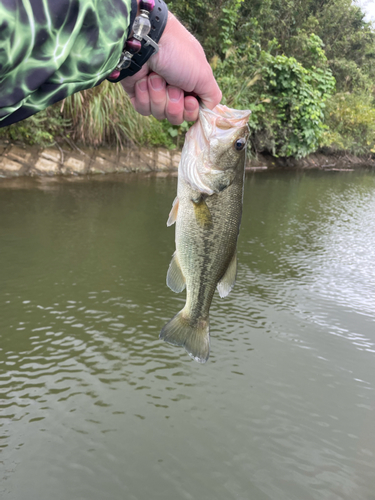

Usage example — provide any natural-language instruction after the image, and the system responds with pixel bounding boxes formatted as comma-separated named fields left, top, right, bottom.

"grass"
left=61, top=80, right=150, bottom=149
left=0, top=81, right=179, bottom=150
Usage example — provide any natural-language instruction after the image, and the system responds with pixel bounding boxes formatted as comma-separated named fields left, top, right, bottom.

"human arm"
left=121, top=11, right=222, bottom=124
left=0, top=0, right=221, bottom=128
left=0, top=0, right=135, bottom=127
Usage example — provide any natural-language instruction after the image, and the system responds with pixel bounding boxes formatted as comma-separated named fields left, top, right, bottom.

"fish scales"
left=177, top=175, right=242, bottom=319
left=160, top=104, right=251, bottom=363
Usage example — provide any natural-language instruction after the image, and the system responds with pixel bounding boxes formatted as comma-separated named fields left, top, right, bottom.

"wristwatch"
left=108, top=0, right=168, bottom=82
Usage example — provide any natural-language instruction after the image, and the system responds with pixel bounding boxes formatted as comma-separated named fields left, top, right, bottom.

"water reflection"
left=1, top=172, right=375, bottom=500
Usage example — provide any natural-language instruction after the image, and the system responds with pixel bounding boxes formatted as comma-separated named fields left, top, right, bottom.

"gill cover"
left=179, top=104, right=251, bottom=195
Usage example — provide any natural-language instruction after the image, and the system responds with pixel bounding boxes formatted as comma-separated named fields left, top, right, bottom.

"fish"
left=160, top=104, right=251, bottom=363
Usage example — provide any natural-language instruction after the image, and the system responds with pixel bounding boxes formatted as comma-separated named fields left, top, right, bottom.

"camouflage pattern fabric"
left=0, top=0, right=133, bottom=127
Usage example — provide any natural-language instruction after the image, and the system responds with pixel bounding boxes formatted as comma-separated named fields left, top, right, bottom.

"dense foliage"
left=212, top=35, right=335, bottom=157
left=1, top=0, right=375, bottom=157
left=0, top=105, right=69, bottom=147
left=168, top=0, right=375, bottom=157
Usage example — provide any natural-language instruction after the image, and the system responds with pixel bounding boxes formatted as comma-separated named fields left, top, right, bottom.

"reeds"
left=61, top=80, right=150, bottom=149
left=1, top=81, right=174, bottom=150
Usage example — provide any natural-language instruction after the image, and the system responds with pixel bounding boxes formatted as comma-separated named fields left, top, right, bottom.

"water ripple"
left=1, top=172, right=375, bottom=500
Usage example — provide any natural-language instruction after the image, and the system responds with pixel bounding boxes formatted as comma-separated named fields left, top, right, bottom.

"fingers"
left=133, top=78, right=150, bottom=116
left=165, top=87, right=184, bottom=125
left=183, top=96, right=199, bottom=122
left=124, top=72, right=198, bottom=124
left=121, top=12, right=222, bottom=121
left=149, top=74, right=167, bottom=120
left=148, top=12, right=222, bottom=111
left=120, top=65, right=149, bottom=100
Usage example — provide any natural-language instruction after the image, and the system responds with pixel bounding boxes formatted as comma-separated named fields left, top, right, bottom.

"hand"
left=121, top=12, right=222, bottom=125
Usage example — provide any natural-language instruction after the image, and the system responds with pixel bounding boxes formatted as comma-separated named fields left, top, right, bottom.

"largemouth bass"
left=160, top=104, right=251, bottom=363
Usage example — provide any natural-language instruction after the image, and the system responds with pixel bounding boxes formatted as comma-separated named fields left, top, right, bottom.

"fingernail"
left=137, top=79, right=148, bottom=92
left=150, top=75, right=165, bottom=91
left=168, top=87, right=182, bottom=102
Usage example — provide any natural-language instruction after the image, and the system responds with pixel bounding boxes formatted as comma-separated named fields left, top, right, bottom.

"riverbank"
left=1, top=140, right=374, bottom=178
left=0, top=141, right=182, bottom=178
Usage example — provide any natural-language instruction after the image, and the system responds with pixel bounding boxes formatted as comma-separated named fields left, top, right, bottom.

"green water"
left=1, top=171, right=374, bottom=500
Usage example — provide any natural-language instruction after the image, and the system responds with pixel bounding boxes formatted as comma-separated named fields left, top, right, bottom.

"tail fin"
left=160, top=310, right=210, bottom=363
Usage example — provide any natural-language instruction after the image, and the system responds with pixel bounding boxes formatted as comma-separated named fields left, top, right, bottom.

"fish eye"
left=234, top=138, right=246, bottom=151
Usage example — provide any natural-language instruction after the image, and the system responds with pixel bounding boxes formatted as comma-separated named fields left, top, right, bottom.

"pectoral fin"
left=167, top=197, right=179, bottom=227
left=192, top=197, right=213, bottom=229
left=167, top=252, right=186, bottom=293
left=217, top=251, right=238, bottom=298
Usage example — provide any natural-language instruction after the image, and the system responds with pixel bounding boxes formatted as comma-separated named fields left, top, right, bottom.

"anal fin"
left=217, top=251, right=237, bottom=298
left=167, top=252, right=186, bottom=293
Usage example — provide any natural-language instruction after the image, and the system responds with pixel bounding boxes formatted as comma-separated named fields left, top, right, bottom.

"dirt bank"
left=0, top=141, right=181, bottom=178
left=1, top=141, right=374, bottom=178
left=246, top=150, right=375, bottom=172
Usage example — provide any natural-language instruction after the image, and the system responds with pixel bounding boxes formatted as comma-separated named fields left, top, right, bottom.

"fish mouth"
left=200, top=104, right=251, bottom=130
left=194, top=104, right=251, bottom=144
left=180, top=104, right=251, bottom=195
left=186, top=104, right=251, bottom=148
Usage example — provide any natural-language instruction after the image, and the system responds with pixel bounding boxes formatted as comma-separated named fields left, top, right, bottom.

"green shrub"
left=214, top=35, right=335, bottom=158
left=322, top=92, right=375, bottom=155
left=139, top=117, right=176, bottom=149
left=257, top=51, right=335, bottom=158
left=0, top=105, right=69, bottom=147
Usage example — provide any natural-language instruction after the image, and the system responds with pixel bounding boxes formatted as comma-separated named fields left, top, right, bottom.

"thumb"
left=191, top=65, right=222, bottom=110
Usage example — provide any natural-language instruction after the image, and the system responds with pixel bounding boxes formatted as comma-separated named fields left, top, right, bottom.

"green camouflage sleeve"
left=0, top=0, right=134, bottom=127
